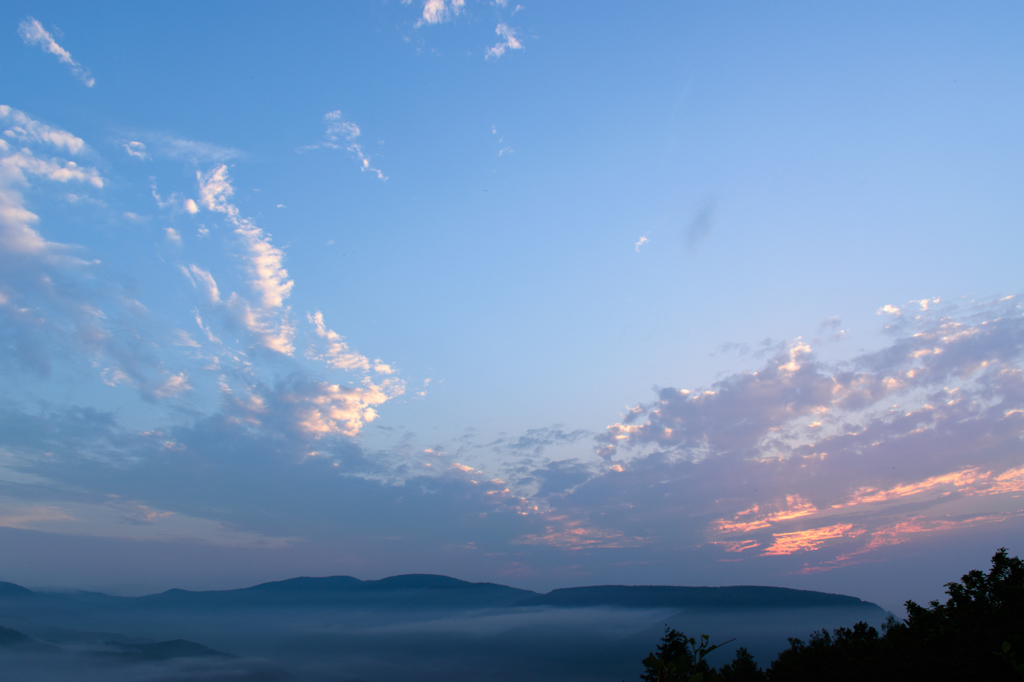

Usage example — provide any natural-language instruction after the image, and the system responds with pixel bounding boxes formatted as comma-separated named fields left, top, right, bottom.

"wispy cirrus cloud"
left=194, top=164, right=296, bottom=355
left=181, top=264, right=221, bottom=304
left=151, top=179, right=200, bottom=214
left=126, top=133, right=242, bottom=163
left=0, top=107, right=198, bottom=399
left=301, top=111, right=386, bottom=181
left=180, top=164, right=404, bottom=437
left=485, top=23, right=523, bottom=60
left=18, top=18, right=95, bottom=87
left=307, top=311, right=371, bottom=372
left=1, top=105, right=87, bottom=153
left=123, top=140, right=147, bottom=160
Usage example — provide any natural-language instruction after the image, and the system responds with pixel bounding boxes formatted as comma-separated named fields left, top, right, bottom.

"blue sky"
left=1, top=1, right=1023, bottom=612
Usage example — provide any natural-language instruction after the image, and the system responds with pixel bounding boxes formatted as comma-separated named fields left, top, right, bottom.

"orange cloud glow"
left=718, top=539, right=761, bottom=553
left=834, top=468, right=981, bottom=508
left=797, top=513, right=1015, bottom=573
left=713, top=495, right=818, bottom=534
left=760, top=524, right=863, bottom=556
left=514, top=517, right=651, bottom=550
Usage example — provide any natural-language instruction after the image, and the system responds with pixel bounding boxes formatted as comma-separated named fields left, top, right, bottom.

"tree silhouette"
left=886, top=546, right=1024, bottom=681
left=638, top=626, right=734, bottom=682
left=718, top=647, right=766, bottom=682
left=633, top=548, right=1024, bottom=682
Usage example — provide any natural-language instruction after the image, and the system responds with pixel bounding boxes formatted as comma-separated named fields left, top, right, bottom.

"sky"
left=0, top=1, right=1022, bottom=614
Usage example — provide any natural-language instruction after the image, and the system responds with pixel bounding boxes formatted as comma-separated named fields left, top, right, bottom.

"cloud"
left=0, top=109, right=416, bottom=570
left=513, top=518, right=650, bottom=550
left=150, top=182, right=202, bottom=216
left=0, top=110, right=103, bottom=257
left=0, top=109, right=198, bottom=398
left=4, top=297, right=1019, bottom=589
left=0, top=495, right=291, bottom=548
left=134, top=134, right=242, bottom=162
left=180, top=166, right=402, bottom=437
left=0, top=504, right=76, bottom=529
left=154, top=372, right=191, bottom=398
left=286, top=377, right=404, bottom=438
left=123, top=140, right=147, bottom=159
left=2, top=148, right=103, bottom=193
left=230, top=220, right=293, bottom=309
left=485, top=23, right=524, bottom=60
left=415, top=0, right=466, bottom=26
left=557, top=295, right=1024, bottom=571
left=307, top=310, right=370, bottom=371
left=18, top=18, right=95, bottom=87
left=0, top=400, right=522, bottom=558
left=684, top=199, right=716, bottom=252
left=303, top=112, right=387, bottom=181
left=635, top=236, right=649, bottom=252
left=196, top=165, right=296, bottom=353
left=172, top=329, right=200, bottom=348
left=494, top=427, right=590, bottom=459
left=197, top=164, right=235, bottom=214
left=182, top=264, right=221, bottom=304
left=1, top=106, right=86, bottom=154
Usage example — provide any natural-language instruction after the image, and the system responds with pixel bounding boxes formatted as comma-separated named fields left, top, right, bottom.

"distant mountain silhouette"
left=241, top=575, right=363, bottom=592
left=515, top=585, right=885, bottom=612
left=0, top=624, right=31, bottom=645
left=132, top=573, right=539, bottom=610
left=239, top=573, right=512, bottom=593
left=0, top=575, right=887, bottom=614
left=0, top=581, right=33, bottom=597
left=0, top=624, right=60, bottom=652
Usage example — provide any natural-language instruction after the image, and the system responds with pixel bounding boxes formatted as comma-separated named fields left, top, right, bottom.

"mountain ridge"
left=516, top=584, right=883, bottom=611
left=0, top=574, right=886, bottom=612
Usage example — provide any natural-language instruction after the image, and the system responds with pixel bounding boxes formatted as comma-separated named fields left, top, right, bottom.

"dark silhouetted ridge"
left=516, top=585, right=884, bottom=611
left=367, top=574, right=476, bottom=589
left=242, top=576, right=363, bottom=592
left=363, top=574, right=513, bottom=590
left=0, top=575, right=882, bottom=615
left=243, top=573, right=522, bottom=592
left=134, top=574, right=537, bottom=609
left=0, top=625, right=31, bottom=645
left=0, top=581, right=33, bottom=597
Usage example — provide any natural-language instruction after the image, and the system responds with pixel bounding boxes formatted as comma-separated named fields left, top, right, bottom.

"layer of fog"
left=1, top=601, right=888, bottom=682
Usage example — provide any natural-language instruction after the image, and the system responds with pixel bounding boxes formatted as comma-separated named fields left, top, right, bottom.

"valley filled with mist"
left=0, top=574, right=887, bottom=681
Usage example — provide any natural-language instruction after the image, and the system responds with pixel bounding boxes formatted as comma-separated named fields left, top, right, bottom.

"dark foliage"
left=635, top=548, right=1024, bottom=682
left=767, top=621, right=885, bottom=681
left=641, top=626, right=696, bottom=682
left=885, top=546, right=1024, bottom=681
left=718, top=647, right=767, bottom=682
left=637, top=626, right=734, bottom=682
